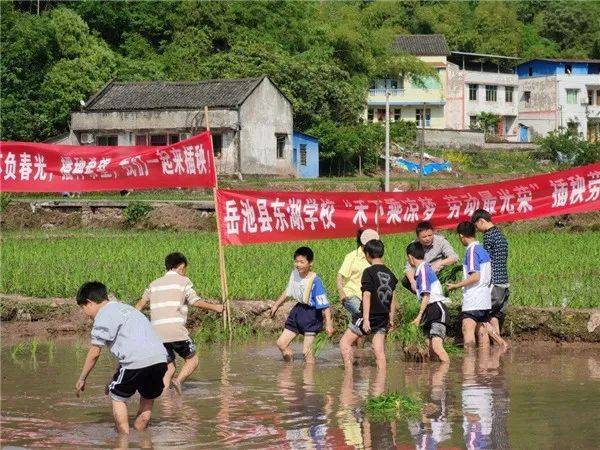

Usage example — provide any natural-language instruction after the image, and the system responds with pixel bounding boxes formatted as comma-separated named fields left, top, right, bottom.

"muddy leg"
left=431, top=336, right=449, bottom=363
left=372, top=332, right=387, bottom=370
left=111, top=400, right=130, bottom=434
left=172, top=354, right=199, bottom=394
left=163, top=362, right=176, bottom=390
left=340, top=329, right=360, bottom=371
left=462, top=318, right=477, bottom=352
left=276, top=329, right=297, bottom=362
left=133, top=397, right=154, bottom=431
left=303, top=334, right=316, bottom=364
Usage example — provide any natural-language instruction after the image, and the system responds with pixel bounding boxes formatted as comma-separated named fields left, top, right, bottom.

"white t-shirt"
left=462, top=242, right=492, bottom=311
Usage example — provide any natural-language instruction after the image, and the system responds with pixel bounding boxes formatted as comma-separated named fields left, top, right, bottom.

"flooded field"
left=2, top=339, right=599, bottom=449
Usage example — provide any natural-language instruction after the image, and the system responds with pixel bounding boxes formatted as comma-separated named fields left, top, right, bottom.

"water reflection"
left=462, top=347, right=509, bottom=450
left=3, top=341, right=600, bottom=448
left=407, top=363, right=452, bottom=449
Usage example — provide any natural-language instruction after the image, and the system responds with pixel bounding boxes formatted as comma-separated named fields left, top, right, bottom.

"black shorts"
left=349, top=315, right=388, bottom=336
left=285, top=303, right=323, bottom=335
left=109, top=362, right=167, bottom=402
left=422, top=302, right=449, bottom=339
left=164, top=339, right=196, bottom=363
left=490, top=285, right=510, bottom=319
left=460, top=309, right=492, bottom=323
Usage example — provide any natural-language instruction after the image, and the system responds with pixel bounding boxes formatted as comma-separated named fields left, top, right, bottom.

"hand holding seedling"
left=446, top=282, right=459, bottom=291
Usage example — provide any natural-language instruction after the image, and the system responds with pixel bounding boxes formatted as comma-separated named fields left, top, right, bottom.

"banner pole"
left=205, top=106, right=231, bottom=334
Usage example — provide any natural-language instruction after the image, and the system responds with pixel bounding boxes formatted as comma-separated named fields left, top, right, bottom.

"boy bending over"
left=75, top=281, right=168, bottom=434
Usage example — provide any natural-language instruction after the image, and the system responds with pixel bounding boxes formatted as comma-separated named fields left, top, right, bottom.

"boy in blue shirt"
left=447, top=222, right=507, bottom=350
left=75, top=281, right=168, bottom=434
left=270, top=246, right=334, bottom=364
left=406, top=242, right=450, bottom=363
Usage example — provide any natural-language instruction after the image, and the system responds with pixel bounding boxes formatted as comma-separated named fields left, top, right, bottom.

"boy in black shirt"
left=339, top=239, right=398, bottom=370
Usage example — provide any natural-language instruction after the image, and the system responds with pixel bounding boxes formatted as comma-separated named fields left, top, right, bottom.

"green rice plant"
left=444, top=342, right=463, bottom=356
left=365, top=392, right=423, bottom=421
left=1, top=229, right=599, bottom=309
left=10, top=341, right=27, bottom=359
left=310, top=332, right=329, bottom=356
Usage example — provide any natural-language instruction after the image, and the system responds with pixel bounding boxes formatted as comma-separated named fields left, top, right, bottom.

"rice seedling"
left=365, top=392, right=423, bottom=421
left=444, top=342, right=463, bottom=356
left=310, top=332, right=330, bottom=356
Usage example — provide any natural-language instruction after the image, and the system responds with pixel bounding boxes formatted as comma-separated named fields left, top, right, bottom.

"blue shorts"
left=460, top=309, right=492, bottom=323
left=285, top=303, right=323, bottom=336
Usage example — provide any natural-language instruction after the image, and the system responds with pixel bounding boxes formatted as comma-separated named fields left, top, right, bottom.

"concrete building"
left=365, top=34, right=449, bottom=129
left=515, top=59, right=600, bottom=142
left=292, top=131, right=319, bottom=178
left=446, top=52, right=520, bottom=141
left=70, top=76, right=295, bottom=176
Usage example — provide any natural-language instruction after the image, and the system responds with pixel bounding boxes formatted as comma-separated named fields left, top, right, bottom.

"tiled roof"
left=391, top=34, right=450, bottom=56
left=84, top=77, right=267, bottom=111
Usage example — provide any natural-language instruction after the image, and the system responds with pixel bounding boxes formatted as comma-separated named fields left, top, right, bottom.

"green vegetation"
left=536, top=130, right=600, bottom=167
left=365, top=392, right=423, bottom=421
left=10, top=338, right=55, bottom=360
left=123, top=201, right=153, bottom=224
left=3, top=1, right=600, bottom=173
left=1, top=229, right=598, bottom=309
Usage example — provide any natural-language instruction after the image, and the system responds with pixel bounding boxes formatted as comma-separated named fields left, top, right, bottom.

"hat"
left=360, top=228, right=380, bottom=245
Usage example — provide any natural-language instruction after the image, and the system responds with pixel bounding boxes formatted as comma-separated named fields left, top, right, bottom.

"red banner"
left=0, top=131, right=216, bottom=192
left=217, top=163, right=600, bottom=246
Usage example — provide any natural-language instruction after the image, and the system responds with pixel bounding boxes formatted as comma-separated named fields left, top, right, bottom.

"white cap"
left=360, top=228, right=380, bottom=245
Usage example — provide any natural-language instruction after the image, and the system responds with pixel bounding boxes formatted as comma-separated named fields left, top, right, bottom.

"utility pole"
left=384, top=89, right=390, bottom=192
left=417, top=102, right=426, bottom=190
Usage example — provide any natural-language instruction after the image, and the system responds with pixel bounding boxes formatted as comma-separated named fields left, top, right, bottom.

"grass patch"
left=192, top=320, right=269, bottom=345
left=1, top=229, right=598, bottom=309
left=365, top=392, right=423, bottom=421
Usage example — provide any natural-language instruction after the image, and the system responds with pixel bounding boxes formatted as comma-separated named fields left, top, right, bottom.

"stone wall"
left=420, top=128, right=485, bottom=147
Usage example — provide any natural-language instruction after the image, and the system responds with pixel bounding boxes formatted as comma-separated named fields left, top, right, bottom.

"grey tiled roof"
left=391, top=34, right=450, bottom=56
left=84, top=77, right=266, bottom=111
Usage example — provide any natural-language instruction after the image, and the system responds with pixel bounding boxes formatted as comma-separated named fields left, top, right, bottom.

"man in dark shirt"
left=471, top=209, right=509, bottom=336
left=339, top=239, right=398, bottom=371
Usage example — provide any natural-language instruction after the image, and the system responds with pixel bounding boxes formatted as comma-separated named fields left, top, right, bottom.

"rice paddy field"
left=1, top=229, right=598, bottom=308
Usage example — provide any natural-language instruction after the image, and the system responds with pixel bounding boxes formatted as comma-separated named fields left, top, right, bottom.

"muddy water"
left=1, top=340, right=599, bottom=449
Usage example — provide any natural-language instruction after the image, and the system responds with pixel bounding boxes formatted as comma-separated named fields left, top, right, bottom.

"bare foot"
left=282, top=352, right=293, bottom=362
left=172, top=379, right=182, bottom=396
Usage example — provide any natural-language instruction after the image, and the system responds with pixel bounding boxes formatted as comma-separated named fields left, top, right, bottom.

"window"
left=276, top=134, right=286, bottom=159
left=469, top=115, right=478, bottom=128
left=589, top=90, right=594, bottom=105
left=597, top=90, right=600, bottom=106
left=299, top=144, right=307, bottom=166
left=524, top=91, right=531, bottom=104
left=565, top=64, right=572, bottom=75
left=150, top=134, right=168, bottom=146
left=97, top=135, right=118, bottom=146
left=213, top=134, right=223, bottom=157
left=393, top=108, right=401, bottom=122
left=528, top=66, right=533, bottom=77
left=367, top=108, right=374, bottom=122
left=469, top=84, right=478, bottom=101
left=389, top=79, right=398, bottom=89
left=377, top=108, right=385, bottom=122
left=168, top=134, right=180, bottom=145
left=485, top=85, right=497, bottom=102
left=416, top=108, right=431, bottom=127
left=135, top=134, right=147, bottom=146
left=505, top=86, right=514, bottom=103
left=566, top=89, right=579, bottom=104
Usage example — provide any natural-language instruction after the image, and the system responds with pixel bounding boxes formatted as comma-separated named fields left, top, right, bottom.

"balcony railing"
left=368, top=88, right=405, bottom=96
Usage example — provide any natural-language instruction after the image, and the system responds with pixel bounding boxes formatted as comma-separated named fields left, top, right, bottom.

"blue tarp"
left=394, top=157, right=452, bottom=176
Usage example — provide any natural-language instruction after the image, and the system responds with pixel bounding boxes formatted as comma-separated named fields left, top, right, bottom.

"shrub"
left=536, top=130, right=600, bottom=166
left=0, top=193, right=12, bottom=212
left=123, top=202, right=152, bottom=224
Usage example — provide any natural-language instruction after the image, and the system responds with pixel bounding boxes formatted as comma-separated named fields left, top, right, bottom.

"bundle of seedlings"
left=365, top=392, right=423, bottom=422
left=392, top=299, right=430, bottom=361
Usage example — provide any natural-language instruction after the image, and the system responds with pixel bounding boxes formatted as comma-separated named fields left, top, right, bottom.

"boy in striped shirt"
left=447, top=222, right=507, bottom=350
left=406, top=242, right=450, bottom=363
left=136, top=252, right=223, bottom=394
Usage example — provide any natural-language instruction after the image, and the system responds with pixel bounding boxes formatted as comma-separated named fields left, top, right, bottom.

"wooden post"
left=205, top=106, right=232, bottom=334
